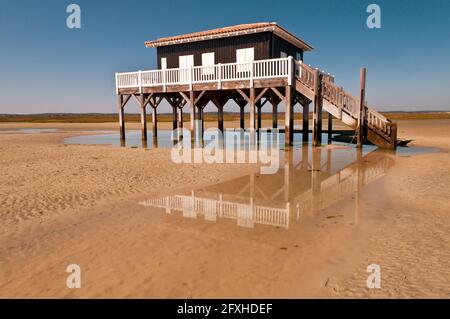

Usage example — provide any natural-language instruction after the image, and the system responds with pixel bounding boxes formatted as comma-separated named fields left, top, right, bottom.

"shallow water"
left=138, top=146, right=384, bottom=229
left=135, top=133, right=440, bottom=230
left=62, top=128, right=438, bottom=231
left=0, top=128, right=59, bottom=134
left=64, top=130, right=350, bottom=149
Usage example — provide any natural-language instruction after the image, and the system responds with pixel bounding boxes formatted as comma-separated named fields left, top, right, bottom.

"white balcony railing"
left=115, top=57, right=294, bottom=93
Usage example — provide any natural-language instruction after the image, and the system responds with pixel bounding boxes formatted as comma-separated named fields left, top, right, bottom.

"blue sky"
left=0, top=0, right=449, bottom=114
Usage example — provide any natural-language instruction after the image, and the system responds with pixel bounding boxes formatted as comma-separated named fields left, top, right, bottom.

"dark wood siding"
left=271, top=34, right=303, bottom=61
left=157, top=32, right=271, bottom=69
left=156, top=31, right=304, bottom=69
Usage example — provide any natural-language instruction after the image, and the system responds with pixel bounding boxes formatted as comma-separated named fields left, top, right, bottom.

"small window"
left=296, top=52, right=302, bottom=62
left=161, top=57, right=167, bottom=69
left=280, top=51, right=288, bottom=58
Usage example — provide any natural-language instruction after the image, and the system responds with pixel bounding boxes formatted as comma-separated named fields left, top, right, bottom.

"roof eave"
left=144, top=25, right=314, bottom=52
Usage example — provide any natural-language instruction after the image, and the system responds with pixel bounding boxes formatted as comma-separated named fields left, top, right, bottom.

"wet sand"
left=0, top=120, right=449, bottom=298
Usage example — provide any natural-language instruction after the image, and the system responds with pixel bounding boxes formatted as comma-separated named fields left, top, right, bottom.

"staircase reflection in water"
left=139, top=146, right=394, bottom=229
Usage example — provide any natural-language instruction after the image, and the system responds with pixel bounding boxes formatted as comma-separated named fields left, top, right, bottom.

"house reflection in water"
left=139, top=146, right=394, bottom=229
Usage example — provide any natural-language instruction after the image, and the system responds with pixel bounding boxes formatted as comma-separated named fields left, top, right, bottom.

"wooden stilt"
left=256, top=101, right=262, bottom=131
left=172, top=104, right=177, bottom=131
left=177, top=107, right=183, bottom=129
left=140, top=94, right=147, bottom=141
left=239, top=106, right=245, bottom=130
left=272, top=100, right=278, bottom=129
left=249, top=88, right=255, bottom=132
left=328, top=112, right=332, bottom=144
left=118, top=94, right=125, bottom=140
left=218, top=105, right=224, bottom=133
left=284, top=85, right=293, bottom=146
left=357, top=68, right=366, bottom=148
left=152, top=106, right=157, bottom=138
left=312, top=70, right=323, bottom=147
left=189, top=91, right=195, bottom=140
left=302, top=98, right=309, bottom=144
left=197, top=106, right=204, bottom=138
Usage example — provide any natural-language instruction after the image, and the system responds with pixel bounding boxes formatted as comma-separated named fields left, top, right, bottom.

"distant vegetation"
left=0, top=111, right=449, bottom=123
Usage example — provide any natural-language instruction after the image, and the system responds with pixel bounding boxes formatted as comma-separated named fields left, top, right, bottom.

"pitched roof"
left=144, top=22, right=314, bottom=51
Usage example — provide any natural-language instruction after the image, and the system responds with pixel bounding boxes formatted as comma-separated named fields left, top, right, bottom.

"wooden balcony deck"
left=116, top=57, right=294, bottom=94
left=115, top=57, right=397, bottom=149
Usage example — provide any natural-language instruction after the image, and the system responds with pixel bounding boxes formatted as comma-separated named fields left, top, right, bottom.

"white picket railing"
left=116, top=57, right=293, bottom=93
left=139, top=194, right=289, bottom=228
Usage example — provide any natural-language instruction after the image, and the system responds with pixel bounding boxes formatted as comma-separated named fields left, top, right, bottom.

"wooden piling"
left=328, top=112, right=332, bottom=144
left=218, top=105, right=224, bottom=133
left=312, top=70, right=323, bottom=147
left=172, top=105, right=178, bottom=131
left=256, top=101, right=262, bottom=131
left=284, top=85, right=293, bottom=146
left=177, top=107, right=183, bottom=129
left=140, top=94, right=147, bottom=141
left=152, top=106, right=157, bottom=138
left=118, top=94, right=125, bottom=140
left=357, top=68, right=366, bottom=148
left=240, top=106, right=245, bottom=130
left=249, top=88, right=255, bottom=132
left=302, top=99, right=309, bottom=143
left=189, top=91, right=195, bottom=140
left=272, top=100, right=278, bottom=129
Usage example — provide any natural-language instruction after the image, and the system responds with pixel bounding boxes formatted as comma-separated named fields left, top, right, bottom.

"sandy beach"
left=0, top=119, right=449, bottom=298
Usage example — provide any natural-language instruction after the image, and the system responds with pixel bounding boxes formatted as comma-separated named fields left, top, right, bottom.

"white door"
left=179, top=55, right=194, bottom=83
left=201, top=52, right=215, bottom=78
left=179, top=55, right=194, bottom=68
left=236, top=48, right=254, bottom=73
left=161, top=57, right=167, bottom=69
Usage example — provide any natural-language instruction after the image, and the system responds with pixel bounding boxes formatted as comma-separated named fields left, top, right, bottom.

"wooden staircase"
left=294, top=62, right=397, bottom=149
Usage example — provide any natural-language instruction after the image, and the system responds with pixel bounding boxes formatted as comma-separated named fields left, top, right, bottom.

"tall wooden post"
left=152, top=106, right=157, bottom=138
left=201, top=107, right=205, bottom=137
left=357, top=68, right=366, bottom=148
left=140, top=94, right=147, bottom=141
left=197, top=106, right=204, bottom=139
left=189, top=91, right=195, bottom=141
left=327, top=112, right=333, bottom=144
left=284, top=85, right=293, bottom=146
left=256, top=101, right=262, bottom=131
left=177, top=107, right=183, bottom=129
left=172, top=104, right=178, bottom=131
left=312, top=70, right=323, bottom=147
left=272, top=100, right=278, bottom=129
left=302, top=98, right=309, bottom=144
left=249, top=88, right=255, bottom=132
left=118, top=94, right=125, bottom=141
left=218, top=105, right=224, bottom=133
left=239, top=105, right=245, bottom=130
